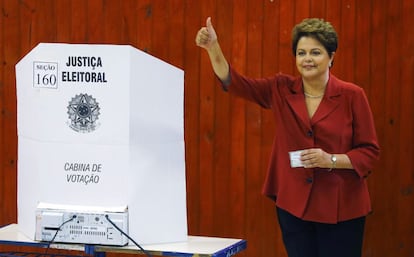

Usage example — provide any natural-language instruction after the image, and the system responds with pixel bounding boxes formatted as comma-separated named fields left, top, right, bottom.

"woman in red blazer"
left=196, top=17, right=380, bottom=257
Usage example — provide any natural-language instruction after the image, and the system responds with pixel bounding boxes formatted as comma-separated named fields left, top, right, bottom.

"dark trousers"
left=276, top=207, right=366, bottom=257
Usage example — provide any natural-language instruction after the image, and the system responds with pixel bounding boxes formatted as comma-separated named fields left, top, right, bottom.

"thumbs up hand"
left=195, top=17, right=229, bottom=81
left=195, top=17, right=218, bottom=50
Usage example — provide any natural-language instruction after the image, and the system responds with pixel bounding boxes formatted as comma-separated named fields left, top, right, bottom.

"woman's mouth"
left=303, top=65, right=315, bottom=69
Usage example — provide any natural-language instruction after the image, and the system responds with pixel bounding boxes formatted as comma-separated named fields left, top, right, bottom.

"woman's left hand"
left=300, top=148, right=331, bottom=169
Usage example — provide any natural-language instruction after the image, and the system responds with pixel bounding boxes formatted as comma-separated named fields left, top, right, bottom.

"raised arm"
left=195, top=17, right=230, bottom=83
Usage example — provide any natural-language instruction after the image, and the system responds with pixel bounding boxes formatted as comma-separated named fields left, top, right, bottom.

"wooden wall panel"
left=198, top=0, right=216, bottom=236
left=398, top=0, right=414, bottom=254
left=87, top=1, right=105, bottom=42
left=398, top=1, right=414, bottom=256
left=0, top=1, right=413, bottom=257
left=168, top=1, right=185, bottom=69
left=229, top=0, right=247, bottom=243
left=1, top=0, right=19, bottom=226
left=70, top=0, right=89, bottom=43
left=245, top=2, right=267, bottom=257
left=0, top=0, right=4, bottom=227
left=182, top=0, right=201, bottom=237
left=55, top=0, right=72, bottom=43
left=213, top=1, right=232, bottom=238
left=261, top=2, right=282, bottom=257
left=134, top=0, right=152, bottom=53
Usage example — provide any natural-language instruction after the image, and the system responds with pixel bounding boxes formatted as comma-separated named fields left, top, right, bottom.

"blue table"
left=0, top=224, right=246, bottom=257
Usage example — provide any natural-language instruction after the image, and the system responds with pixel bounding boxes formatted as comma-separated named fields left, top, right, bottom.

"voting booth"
left=15, top=43, right=187, bottom=245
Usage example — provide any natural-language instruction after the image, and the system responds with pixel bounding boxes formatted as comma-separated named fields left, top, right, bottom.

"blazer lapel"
left=285, top=78, right=311, bottom=129
left=311, top=75, right=341, bottom=124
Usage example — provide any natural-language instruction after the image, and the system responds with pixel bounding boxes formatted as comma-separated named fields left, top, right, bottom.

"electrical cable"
left=105, top=215, right=153, bottom=257
left=43, top=215, right=77, bottom=256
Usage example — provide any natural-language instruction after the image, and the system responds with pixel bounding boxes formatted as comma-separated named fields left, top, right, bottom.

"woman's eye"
left=311, top=51, right=321, bottom=56
left=297, top=52, right=306, bottom=56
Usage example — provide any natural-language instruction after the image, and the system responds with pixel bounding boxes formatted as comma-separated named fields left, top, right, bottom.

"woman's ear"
left=329, top=52, right=335, bottom=67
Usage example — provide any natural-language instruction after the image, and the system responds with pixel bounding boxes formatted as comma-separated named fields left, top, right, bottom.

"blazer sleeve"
left=346, top=87, right=380, bottom=178
left=219, top=66, right=275, bottom=109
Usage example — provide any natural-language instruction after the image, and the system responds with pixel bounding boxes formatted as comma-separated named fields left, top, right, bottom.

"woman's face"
left=295, top=36, right=334, bottom=81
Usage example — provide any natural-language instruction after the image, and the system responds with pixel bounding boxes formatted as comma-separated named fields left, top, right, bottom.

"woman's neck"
left=302, top=73, right=329, bottom=96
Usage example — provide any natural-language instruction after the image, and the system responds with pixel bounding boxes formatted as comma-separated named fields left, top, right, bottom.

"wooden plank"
left=382, top=1, right=402, bottom=255
left=396, top=0, right=414, bottom=255
left=197, top=0, right=216, bottom=236
left=120, top=0, right=138, bottom=45
left=136, top=0, right=152, bottom=53
left=168, top=0, right=185, bottom=69
left=352, top=2, right=377, bottom=254
left=71, top=0, right=91, bottom=44
left=353, top=0, right=371, bottom=93
left=1, top=0, right=21, bottom=225
left=309, top=0, right=326, bottom=18
left=86, top=0, right=105, bottom=42
left=325, top=0, right=341, bottom=28
left=294, top=0, right=310, bottom=22
left=55, top=0, right=72, bottom=42
left=261, top=1, right=282, bottom=257
left=263, top=0, right=279, bottom=76
left=103, top=0, right=123, bottom=44
left=151, top=0, right=169, bottom=61
left=0, top=0, right=5, bottom=226
left=182, top=0, right=201, bottom=236
left=18, top=0, right=35, bottom=52
left=212, top=1, right=232, bottom=237
left=30, top=0, right=57, bottom=44
left=365, top=1, right=389, bottom=256
left=244, top=1, right=265, bottom=257
left=325, top=0, right=342, bottom=79
left=278, top=0, right=295, bottom=75
left=229, top=0, right=247, bottom=246
left=339, top=0, right=356, bottom=81
left=70, top=0, right=88, bottom=43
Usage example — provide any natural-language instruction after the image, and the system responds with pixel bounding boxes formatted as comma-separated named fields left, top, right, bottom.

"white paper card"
left=289, top=150, right=305, bottom=168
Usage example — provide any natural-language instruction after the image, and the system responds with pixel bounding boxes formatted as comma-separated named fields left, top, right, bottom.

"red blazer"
left=224, top=66, right=380, bottom=224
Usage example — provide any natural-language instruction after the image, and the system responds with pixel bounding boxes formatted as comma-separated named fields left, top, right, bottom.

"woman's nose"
left=304, top=55, right=313, bottom=62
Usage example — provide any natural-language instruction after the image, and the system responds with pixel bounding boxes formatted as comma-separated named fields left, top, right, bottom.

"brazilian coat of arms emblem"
left=67, top=93, right=100, bottom=133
